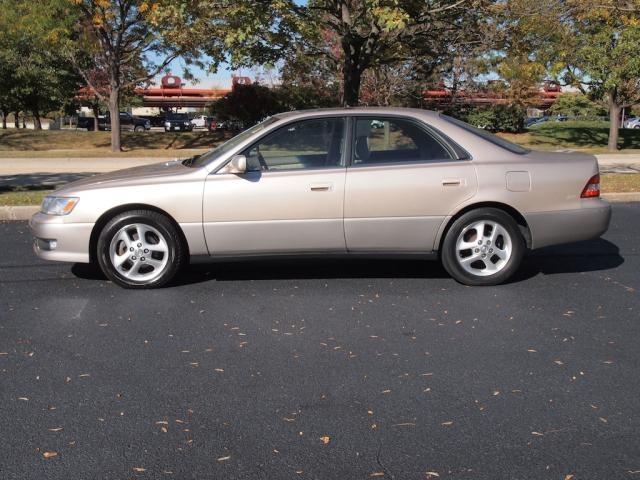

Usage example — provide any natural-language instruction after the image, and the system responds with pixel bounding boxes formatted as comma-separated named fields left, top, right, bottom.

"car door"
left=119, top=113, right=133, bottom=131
left=202, top=117, right=347, bottom=255
left=344, top=116, right=478, bottom=252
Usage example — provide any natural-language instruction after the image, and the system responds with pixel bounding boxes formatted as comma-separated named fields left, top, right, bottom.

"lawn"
left=1, top=173, right=637, bottom=206
left=499, top=120, right=640, bottom=153
left=0, top=129, right=224, bottom=157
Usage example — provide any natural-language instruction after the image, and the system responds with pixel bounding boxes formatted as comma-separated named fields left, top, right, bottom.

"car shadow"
left=70, top=238, right=624, bottom=287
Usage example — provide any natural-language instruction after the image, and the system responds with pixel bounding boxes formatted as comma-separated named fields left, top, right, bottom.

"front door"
left=203, top=117, right=347, bottom=255
left=344, top=116, right=478, bottom=252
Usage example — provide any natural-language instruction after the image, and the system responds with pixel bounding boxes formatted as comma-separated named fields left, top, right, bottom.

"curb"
left=1, top=194, right=639, bottom=221
left=0, top=206, right=39, bottom=221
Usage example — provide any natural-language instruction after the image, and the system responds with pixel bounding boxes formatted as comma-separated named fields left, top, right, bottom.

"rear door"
left=202, top=117, right=348, bottom=255
left=344, top=116, right=477, bottom=252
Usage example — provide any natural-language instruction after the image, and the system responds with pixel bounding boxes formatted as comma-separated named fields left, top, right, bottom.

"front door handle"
left=442, top=178, right=463, bottom=186
left=310, top=183, right=332, bottom=192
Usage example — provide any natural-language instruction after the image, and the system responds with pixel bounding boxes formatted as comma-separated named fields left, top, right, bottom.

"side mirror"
left=226, top=155, right=247, bottom=174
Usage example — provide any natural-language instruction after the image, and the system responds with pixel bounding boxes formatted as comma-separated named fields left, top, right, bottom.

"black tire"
left=134, top=125, right=144, bottom=132
left=96, top=210, right=186, bottom=289
left=440, top=208, right=525, bottom=286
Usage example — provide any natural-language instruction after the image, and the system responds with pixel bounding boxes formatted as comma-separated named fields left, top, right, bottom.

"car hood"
left=54, top=160, right=199, bottom=194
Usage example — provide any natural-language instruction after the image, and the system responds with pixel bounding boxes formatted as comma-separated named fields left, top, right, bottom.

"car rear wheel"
left=97, top=210, right=185, bottom=288
left=134, top=125, right=144, bottom=132
left=441, top=208, right=525, bottom=286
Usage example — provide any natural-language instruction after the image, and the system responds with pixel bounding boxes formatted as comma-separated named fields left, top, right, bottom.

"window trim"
left=347, top=114, right=471, bottom=168
left=239, top=116, right=349, bottom=173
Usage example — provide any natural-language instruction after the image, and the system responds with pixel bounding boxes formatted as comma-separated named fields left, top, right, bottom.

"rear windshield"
left=440, top=114, right=530, bottom=154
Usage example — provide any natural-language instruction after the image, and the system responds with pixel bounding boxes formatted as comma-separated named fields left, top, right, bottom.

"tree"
left=549, top=93, right=607, bottom=119
left=229, top=0, right=486, bottom=106
left=506, top=0, right=640, bottom=151
left=60, top=0, right=227, bottom=151
left=0, top=0, right=80, bottom=129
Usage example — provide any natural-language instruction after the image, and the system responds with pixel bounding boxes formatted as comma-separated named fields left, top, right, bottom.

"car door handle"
left=442, top=178, right=463, bottom=186
left=310, top=183, right=332, bottom=192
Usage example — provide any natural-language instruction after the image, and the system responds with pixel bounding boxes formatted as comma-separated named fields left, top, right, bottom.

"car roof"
left=273, top=107, right=440, bottom=121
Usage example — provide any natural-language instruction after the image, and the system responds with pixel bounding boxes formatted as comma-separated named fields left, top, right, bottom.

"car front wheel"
left=97, top=210, right=185, bottom=288
left=440, top=208, right=525, bottom=286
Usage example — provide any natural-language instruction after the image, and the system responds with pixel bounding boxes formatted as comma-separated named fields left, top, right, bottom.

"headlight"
left=41, top=196, right=79, bottom=215
left=164, top=122, right=170, bottom=127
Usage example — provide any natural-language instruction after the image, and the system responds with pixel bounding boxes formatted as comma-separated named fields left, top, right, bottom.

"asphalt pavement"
left=1, top=204, right=639, bottom=480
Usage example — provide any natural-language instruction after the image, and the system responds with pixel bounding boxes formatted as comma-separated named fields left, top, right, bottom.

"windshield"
left=169, top=113, right=189, bottom=120
left=188, top=116, right=281, bottom=168
left=440, top=114, right=530, bottom=155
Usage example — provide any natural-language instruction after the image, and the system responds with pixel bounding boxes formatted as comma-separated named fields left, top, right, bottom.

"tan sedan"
left=30, top=108, right=611, bottom=288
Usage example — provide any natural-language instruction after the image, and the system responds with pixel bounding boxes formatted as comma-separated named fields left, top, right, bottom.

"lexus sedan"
left=30, top=108, right=611, bottom=288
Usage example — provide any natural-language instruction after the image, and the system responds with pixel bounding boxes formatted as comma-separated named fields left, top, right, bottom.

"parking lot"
left=1, top=203, right=639, bottom=479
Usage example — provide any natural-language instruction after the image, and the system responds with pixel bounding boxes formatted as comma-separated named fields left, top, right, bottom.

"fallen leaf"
left=43, top=451, right=57, bottom=459
left=370, top=473, right=385, bottom=477
left=214, top=368, right=224, bottom=373
left=217, top=456, right=231, bottom=462
left=564, top=476, right=574, bottom=480
left=441, top=421, right=453, bottom=426
left=425, top=472, right=440, bottom=478
left=381, top=389, right=391, bottom=394
left=320, top=436, right=330, bottom=445
left=17, top=397, right=28, bottom=401
left=132, top=467, right=146, bottom=472
left=48, top=427, right=63, bottom=432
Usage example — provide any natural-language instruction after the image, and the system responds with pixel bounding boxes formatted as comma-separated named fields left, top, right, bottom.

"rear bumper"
left=526, top=199, right=612, bottom=249
left=29, top=212, right=93, bottom=263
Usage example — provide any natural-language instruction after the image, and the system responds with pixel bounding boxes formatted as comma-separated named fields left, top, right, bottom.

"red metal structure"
left=423, top=81, right=562, bottom=109
left=77, top=74, right=252, bottom=109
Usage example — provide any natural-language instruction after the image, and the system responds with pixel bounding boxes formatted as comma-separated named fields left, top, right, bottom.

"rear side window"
left=352, top=117, right=453, bottom=165
left=440, top=114, right=530, bottom=154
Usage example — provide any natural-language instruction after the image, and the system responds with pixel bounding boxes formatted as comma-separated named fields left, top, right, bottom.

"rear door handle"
left=310, top=183, right=332, bottom=192
left=442, top=178, right=463, bottom=186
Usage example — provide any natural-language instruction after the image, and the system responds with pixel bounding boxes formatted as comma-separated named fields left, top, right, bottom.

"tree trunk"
left=32, top=109, right=42, bottom=130
left=14, top=111, right=19, bottom=129
left=342, top=59, right=362, bottom=107
left=607, top=90, right=620, bottom=152
left=92, top=104, right=100, bottom=132
left=108, top=88, right=121, bottom=151
left=1, top=109, right=6, bottom=129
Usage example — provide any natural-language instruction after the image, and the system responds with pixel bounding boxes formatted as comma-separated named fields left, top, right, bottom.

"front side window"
left=243, top=118, right=345, bottom=171
left=353, top=117, right=453, bottom=165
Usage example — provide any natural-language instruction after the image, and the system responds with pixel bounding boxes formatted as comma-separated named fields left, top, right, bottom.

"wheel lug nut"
left=474, top=248, right=479, bottom=253
left=141, top=257, right=145, bottom=262
left=144, top=249, right=149, bottom=253
left=478, top=240, right=482, bottom=245
left=481, top=254, right=486, bottom=258
left=131, top=256, right=137, bottom=260
left=489, top=248, right=493, bottom=253
left=130, top=247, right=134, bottom=251
left=487, top=241, right=491, bottom=245
left=137, top=243, right=142, bottom=247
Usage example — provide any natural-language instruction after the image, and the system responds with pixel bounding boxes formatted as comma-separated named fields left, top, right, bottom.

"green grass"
left=0, top=189, right=50, bottom=206
left=1, top=173, right=638, bottom=206
left=0, top=129, right=225, bottom=156
left=498, top=120, right=640, bottom=153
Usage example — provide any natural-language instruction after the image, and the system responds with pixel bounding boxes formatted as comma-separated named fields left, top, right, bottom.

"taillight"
left=581, top=174, right=600, bottom=198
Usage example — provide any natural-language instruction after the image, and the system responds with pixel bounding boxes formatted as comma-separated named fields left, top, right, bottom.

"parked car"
left=190, top=115, right=210, bottom=129
left=31, top=107, right=610, bottom=288
left=624, top=117, right=640, bottom=129
left=164, top=113, right=193, bottom=132
left=105, top=112, right=151, bottom=132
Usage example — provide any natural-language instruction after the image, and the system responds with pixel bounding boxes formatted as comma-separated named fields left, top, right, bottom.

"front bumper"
left=29, top=212, right=93, bottom=263
left=526, top=199, right=612, bottom=249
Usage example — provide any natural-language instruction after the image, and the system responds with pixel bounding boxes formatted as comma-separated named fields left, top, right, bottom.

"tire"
left=440, top=208, right=525, bottom=286
left=96, top=210, right=186, bottom=288
left=134, top=125, right=144, bottom=132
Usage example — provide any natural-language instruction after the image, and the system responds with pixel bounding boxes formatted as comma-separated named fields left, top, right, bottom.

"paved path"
left=1, top=204, right=638, bottom=479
